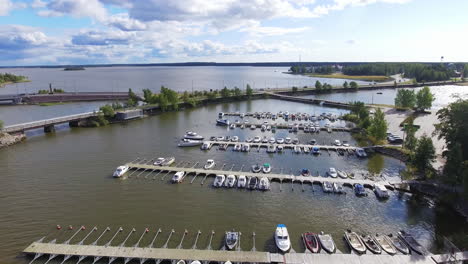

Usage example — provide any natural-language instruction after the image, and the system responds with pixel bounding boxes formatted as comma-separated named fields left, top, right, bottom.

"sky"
left=0, top=0, right=467, bottom=66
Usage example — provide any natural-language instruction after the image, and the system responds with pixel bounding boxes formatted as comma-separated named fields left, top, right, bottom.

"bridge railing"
left=3, top=111, right=98, bottom=133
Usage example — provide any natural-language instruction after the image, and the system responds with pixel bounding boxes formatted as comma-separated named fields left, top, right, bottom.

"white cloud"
left=38, top=0, right=107, bottom=21
left=240, top=23, right=310, bottom=36
left=105, top=13, right=147, bottom=31
left=0, top=0, right=14, bottom=16
left=71, top=29, right=135, bottom=45
left=31, top=0, right=47, bottom=9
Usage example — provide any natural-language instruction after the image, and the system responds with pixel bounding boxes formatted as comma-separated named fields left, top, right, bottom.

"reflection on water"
left=367, top=154, right=385, bottom=174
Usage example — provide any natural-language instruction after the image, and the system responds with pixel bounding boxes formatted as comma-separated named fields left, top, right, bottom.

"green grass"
left=38, top=102, right=65, bottom=106
left=304, top=73, right=393, bottom=82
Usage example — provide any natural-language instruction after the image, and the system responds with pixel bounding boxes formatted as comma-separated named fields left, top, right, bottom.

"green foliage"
left=0, top=73, right=27, bottom=85
left=315, top=80, right=322, bottom=91
left=160, top=86, right=180, bottom=110
left=393, top=80, right=397, bottom=88
left=53, top=88, right=64, bottom=93
left=348, top=101, right=372, bottom=129
left=289, top=65, right=334, bottom=74
left=349, top=81, right=359, bottom=90
left=343, top=81, right=348, bottom=89
left=128, top=88, right=140, bottom=103
left=292, top=86, right=298, bottom=93
left=412, top=135, right=435, bottom=176
left=207, top=91, right=217, bottom=100
left=38, top=89, right=49, bottom=94
left=415, top=86, right=434, bottom=111
left=246, top=84, right=253, bottom=98
left=126, top=98, right=137, bottom=107
left=220, top=86, right=231, bottom=97
left=367, top=108, right=388, bottom=141
left=159, top=94, right=169, bottom=111
left=0, top=120, right=3, bottom=130
left=99, top=104, right=115, bottom=118
left=463, top=64, right=468, bottom=80
left=403, top=125, right=417, bottom=150
left=322, top=83, right=332, bottom=90
left=395, top=89, right=416, bottom=108
left=233, top=87, right=242, bottom=98
left=111, top=102, right=124, bottom=110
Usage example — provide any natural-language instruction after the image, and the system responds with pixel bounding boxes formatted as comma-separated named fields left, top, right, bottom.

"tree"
left=246, top=84, right=253, bottom=98
left=233, top=87, right=242, bottom=98
left=143, top=89, right=153, bottom=103
left=159, top=94, right=169, bottom=111
left=128, top=88, right=139, bottom=103
left=220, top=86, right=231, bottom=97
left=367, top=108, right=387, bottom=141
left=403, top=125, right=417, bottom=150
left=0, top=120, right=3, bottom=130
left=315, top=80, right=322, bottom=91
left=395, top=89, right=416, bottom=108
left=416, top=86, right=434, bottom=111
left=343, top=81, right=348, bottom=89
left=100, top=104, right=115, bottom=118
left=292, top=86, right=298, bottom=93
left=463, top=64, right=468, bottom=81
left=182, top=91, right=190, bottom=103
left=412, top=135, right=435, bottom=175
left=349, top=81, right=359, bottom=90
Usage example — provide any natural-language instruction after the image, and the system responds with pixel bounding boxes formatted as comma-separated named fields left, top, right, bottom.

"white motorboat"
left=275, top=224, right=291, bottom=253
left=233, top=144, right=241, bottom=151
left=184, top=131, right=204, bottom=140
left=304, top=126, right=310, bottom=133
left=113, top=165, right=129, bottom=177
left=171, top=171, right=185, bottom=183
left=225, top=231, right=239, bottom=250
left=250, top=124, right=256, bottom=130
left=201, top=141, right=211, bottom=150
left=190, top=261, right=201, bottom=264
left=216, top=136, right=225, bottom=141
left=356, top=148, right=368, bottom=158
left=337, top=170, right=348, bottom=179
left=231, top=136, right=239, bottom=142
left=285, top=137, right=292, bottom=144
left=176, top=260, right=185, bottom=264
left=161, top=157, right=175, bottom=166
left=240, top=113, right=245, bottom=118
left=266, top=125, right=271, bottom=131
left=240, top=124, right=245, bottom=129
left=318, top=231, right=336, bottom=254
left=261, top=125, right=266, bottom=131
left=276, top=138, right=285, bottom=144
left=248, top=176, right=258, bottom=189
left=216, top=119, right=230, bottom=126
left=262, top=137, right=268, bottom=143
left=218, top=112, right=224, bottom=118
left=251, top=164, right=262, bottom=173
left=178, top=139, right=203, bottom=147
left=229, top=123, right=235, bottom=129
left=267, top=145, right=276, bottom=153
left=323, top=182, right=333, bottom=193
left=213, top=175, right=225, bottom=187
left=333, top=183, right=345, bottom=194
left=334, top=139, right=341, bottom=146
left=277, top=145, right=284, bottom=152
left=292, top=138, right=299, bottom=144
left=246, top=137, right=253, bottom=143
left=225, top=175, right=236, bottom=188
left=293, top=146, right=301, bottom=154
left=262, top=163, right=272, bottom=173
left=241, top=144, right=250, bottom=152
left=258, top=177, right=270, bottom=190
left=153, top=158, right=166, bottom=166
left=204, top=159, right=215, bottom=170
left=269, top=137, right=276, bottom=144
left=237, top=175, right=247, bottom=188
left=374, top=184, right=390, bottom=199
left=327, top=168, right=338, bottom=178
left=253, top=136, right=261, bottom=143
left=303, top=146, right=310, bottom=153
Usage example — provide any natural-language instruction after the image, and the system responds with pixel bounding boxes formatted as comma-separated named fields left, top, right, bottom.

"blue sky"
left=0, top=0, right=467, bottom=66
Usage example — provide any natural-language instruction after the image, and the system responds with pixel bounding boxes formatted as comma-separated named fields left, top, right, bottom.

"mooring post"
left=162, top=229, right=175, bottom=248
left=251, top=232, right=256, bottom=252
left=191, top=230, right=201, bottom=249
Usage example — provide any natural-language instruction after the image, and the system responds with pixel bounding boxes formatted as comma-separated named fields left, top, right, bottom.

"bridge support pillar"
left=44, top=125, right=56, bottom=133
left=69, top=120, right=80, bottom=127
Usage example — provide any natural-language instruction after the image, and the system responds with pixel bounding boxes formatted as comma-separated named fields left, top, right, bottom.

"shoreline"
left=0, top=79, right=30, bottom=88
left=285, top=72, right=393, bottom=82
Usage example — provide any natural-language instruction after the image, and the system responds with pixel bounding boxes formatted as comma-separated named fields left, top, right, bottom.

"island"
left=64, top=66, right=85, bottom=71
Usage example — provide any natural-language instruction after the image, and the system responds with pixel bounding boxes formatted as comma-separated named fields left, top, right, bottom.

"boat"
left=153, top=158, right=166, bottom=166
left=269, top=137, right=276, bottom=144
left=276, top=138, right=285, bottom=144
left=337, top=170, right=348, bottom=179
left=303, top=232, right=321, bottom=253
left=348, top=173, right=355, bottom=179
left=184, top=131, right=204, bottom=140
left=178, top=139, right=203, bottom=147
left=190, top=261, right=201, bottom=264
left=277, top=145, right=284, bottom=152
left=252, top=164, right=262, bottom=173
left=229, top=123, right=235, bottom=129
left=334, top=139, right=341, bottom=146
left=292, top=138, right=299, bottom=144
left=333, top=183, right=345, bottom=194
left=171, top=171, right=185, bottom=183
left=301, top=169, right=310, bottom=176
left=231, top=136, right=239, bottom=142
left=201, top=141, right=211, bottom=150
left=356, top=148, right=368, bottom=158
left=398, top=230, right=425, bottom=255
left=262, top=137, right=268, bottom=143
left=225, top=231, right=239, bottom=250
left=253, top=136, right=261, bottom=143
left=322, top=182, right=333, bottom=193
left=374, top=184, right=390, bottom=199
left=304, top=126, right=309, bottom=133
left=344, top=230, right=366, bottom=254
left=262, top=163, right=272, bottom=173
left=237, top=175, right=247, bottom=188
left=248, top=176, right=258, bottom=189
left=240, top=113, right=245, bottom=118
left=213, top=175, right=225, bottom=187
left=225, top=175, right=236, bottom=188
left=240, top=124, right=245, bottom=129
left=267, top=125, right=271, bottom=131
left=275, top=224, right=291, bottom=253
left=388, top=233, right=410, bottom=255
left=266, top=145, right=276, bottom=153
left=374, top=234, right=397, bottom=255
left=233, top=144, right=241, bottom=151
left=216, top=119, right=230, bottom=126
left=216, top=136, right=225, bottom=141
left=327, top=168, right=338, bottom=178
left=241, top=144, right=250, bottom=152
left=337, top=148, right=345, bottom=156
left=176, top=260, right=185, bottom=264
left=354, top=184, right=367, bottom=196
left=204, top=159, right=215, bottom=170
left=250, top=124, right=256, bottom=130
left=361, top=234, right=382, bottom=254
left=327, top=127, right=332, bottom=133
left=285, top=137, right=292, bottom=144
left=161, top=157, right=175, bottom=166
left=113, top=165, right=129, bottom=177
left=258, top=177, right=270, bottom=190
left=310, top=127, right=316, bottom=133
left=246, top=137, right=253, bottom=143
left=312, top=146, right=320, bottom=155
left=293, top=146, right=301, bottom=154
left=219, top=144, right=228, bottom=150
left=318, top=231, right=336, bottom=253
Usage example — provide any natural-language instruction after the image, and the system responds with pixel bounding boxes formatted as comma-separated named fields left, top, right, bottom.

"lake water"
left=0, top=98, right=466, bottom=264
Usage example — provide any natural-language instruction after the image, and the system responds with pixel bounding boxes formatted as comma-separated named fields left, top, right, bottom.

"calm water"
left=0, top=99, right=466, bottom=264
left=0, top=66, right=366, bottom=95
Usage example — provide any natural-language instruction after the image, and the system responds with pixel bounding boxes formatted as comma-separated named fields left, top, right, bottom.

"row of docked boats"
left=178, top=132, right=205, bottom=147
left=218, top=111, right=341, bottom=122
left=213, top=174, right=270, bottom=190
left=251, top=163, right=271, bottom=173
left=344, top=229, right=427, bottom=255
left=112, top=156, right=176, bottom=177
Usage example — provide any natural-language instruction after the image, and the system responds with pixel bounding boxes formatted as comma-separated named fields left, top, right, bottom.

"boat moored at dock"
left=213, top=175, right=226, bottom=187
left=275, top=224, right=291, bottom=253
left=344, top=230, right=366, bottom=254
left=303, top=232, right=321, bottom=253
left=225, top=231, right=239, bottom=250
left=318, top=231, right=336, bottom=254
left=171, top=171, right=185, bottom=183
left=113, top=165, right=129, bottom=177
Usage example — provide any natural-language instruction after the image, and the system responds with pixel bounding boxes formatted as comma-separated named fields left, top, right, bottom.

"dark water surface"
left=0, top=99, right=466, bottom=263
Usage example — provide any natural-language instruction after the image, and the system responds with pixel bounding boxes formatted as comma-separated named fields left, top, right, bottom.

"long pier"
left=201, top=140, right=358, bottom=152
left=3, top=112, right=98, bottom=133
left=218, top=122, right=351, bottom=132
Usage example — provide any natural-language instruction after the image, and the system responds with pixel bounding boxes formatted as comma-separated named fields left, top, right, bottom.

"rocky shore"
left=0, top=132, right=26, bottom=148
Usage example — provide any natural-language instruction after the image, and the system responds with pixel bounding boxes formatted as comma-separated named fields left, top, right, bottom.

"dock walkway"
left=202, top=140, right=358, bottom=152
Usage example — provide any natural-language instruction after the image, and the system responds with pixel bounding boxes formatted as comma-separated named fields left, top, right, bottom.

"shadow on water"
left=367, top=154, right=385, bottom=175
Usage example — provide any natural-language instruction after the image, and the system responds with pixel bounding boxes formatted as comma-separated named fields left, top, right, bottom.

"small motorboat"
left=231, top=136, right=239, bottom=142
left=361, top=234, right=382, bottom=254
left=225, top=175, right=236, bottom=188
left=258, top=177, right=270, bottom=190
left=262, top=163, right=272, bottom=173
left=218, top=144, right=228, bottom=150
left=334, top=139, right=341, bottom=146
left=327, top=168, right=338, bottom=178
left=285, top=137, right=292, bottom=144
left=248, top=176, right=258, bottom=189
left=312, top=146, right=320, bottom=155
left=171, top=171, right=185, bottom=183
left=176, top=260, right=185, bottom=264
left=374, top=234, right=397, bottom=255
left=322, top=182, right=333, bottom=193
left=344, top=230, right=366, bottom=254
left=292, top=138, right=299, bottom=144
left=275, top=224, right=291, bottom=253
left=304, top=126, right=310, bottom=133
left=178, top=139, right=203, bottom=147
left=113, top=165, right=129, bottom=177
left=241, top=144, right=250, bottom=152
left=303, top=146, right=310, bottom=153
left=161, top=157, right=175, bottom=166
left=190, top=261, right=201, bottom=264
left=388, top=233, right=410, bottom=255
left=216, top=119, right=230, bottom=126
left=261, top=125, right=266, bottom=131
left=348, top=173, right=356, bottom=179
left=213, top=175, right=225, bottom=187
left=153, top=157, right=166, bottom=166
left=200, top=141, right=211, bottom=150
left=250, top=124, right=256, bottom=130
left=337, top=148, right=345, bottom=156
left=204, top=159, right=215, bottom=170
left=303, top=232, right=321, bottom=253
left=218, top=112, right=224, bottom=118
left=216, top=136, right=225, bottom=141
left=301, top=169, right=310, bottom=176
left=252, top=164, right=262, bottom=173
left=262, top=137, right=269, bottom=143
left=398, top=230, right=425, bottom=255
left=246, top=137, right=253, bottom=143
left=277, top=145, right=284, bottom=152
left=337, top=170, right=348, bottom=179
left=233, top=144, right=241, bottom=151
left=184, top=131, right=204, bottom=140
left=276, top=138, right=285, bottom=144
left=237, top=175, right=247, bottom=188
left=253, top=136, right=261, bottom=143
left=225, top=231, right=239, bottom=250
left=229, top=123, right=235, bottom=129
left=293, top=146, right=301, bottom=154
left=354, top=184, right=367, bottom=196
left=269, top=137, right=276, bottom=144
left=374, top=184, right=390, bottom=199
left=318, top=231, right=336, bottom=253
left=266, top=145, right=276, bottom=153
left=332, top=183, right=345, bottom=194
left=356, top=148, right=368, bottom=158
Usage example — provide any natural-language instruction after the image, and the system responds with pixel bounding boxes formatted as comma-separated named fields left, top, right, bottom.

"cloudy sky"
left=0, top=0, right=467, bottom=66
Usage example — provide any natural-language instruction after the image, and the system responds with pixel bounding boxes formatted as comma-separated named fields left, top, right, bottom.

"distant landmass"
left=64, top=66, right=85, bottom=71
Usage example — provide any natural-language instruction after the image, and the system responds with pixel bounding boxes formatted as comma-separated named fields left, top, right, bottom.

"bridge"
left=0, top=94, right=22, bottom=104
left=265, top=92, right=352, bottom=109
left=2, top=112, right=98, bottom=133
left=0, top=92, right=133, bottom=105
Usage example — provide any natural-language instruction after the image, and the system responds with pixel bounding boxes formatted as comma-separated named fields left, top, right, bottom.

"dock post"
left=43, top=125, right=55, bottom=133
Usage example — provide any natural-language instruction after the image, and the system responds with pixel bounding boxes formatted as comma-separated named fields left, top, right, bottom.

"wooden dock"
left=221, top=121, right=351, bottom=132
left=201, top=140, right=359, bottom=152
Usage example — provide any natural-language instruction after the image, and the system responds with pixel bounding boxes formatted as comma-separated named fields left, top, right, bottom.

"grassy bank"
left=39, top=102, right=66, bottom=106
left=304, top=73, right=392, bottom=82
left=0, top=79, right=30, bottom=88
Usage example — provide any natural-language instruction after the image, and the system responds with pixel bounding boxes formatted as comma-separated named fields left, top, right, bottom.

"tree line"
left=394, top=86, right=434, bottom=111
left=0, top=73, right=27, bottom=85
